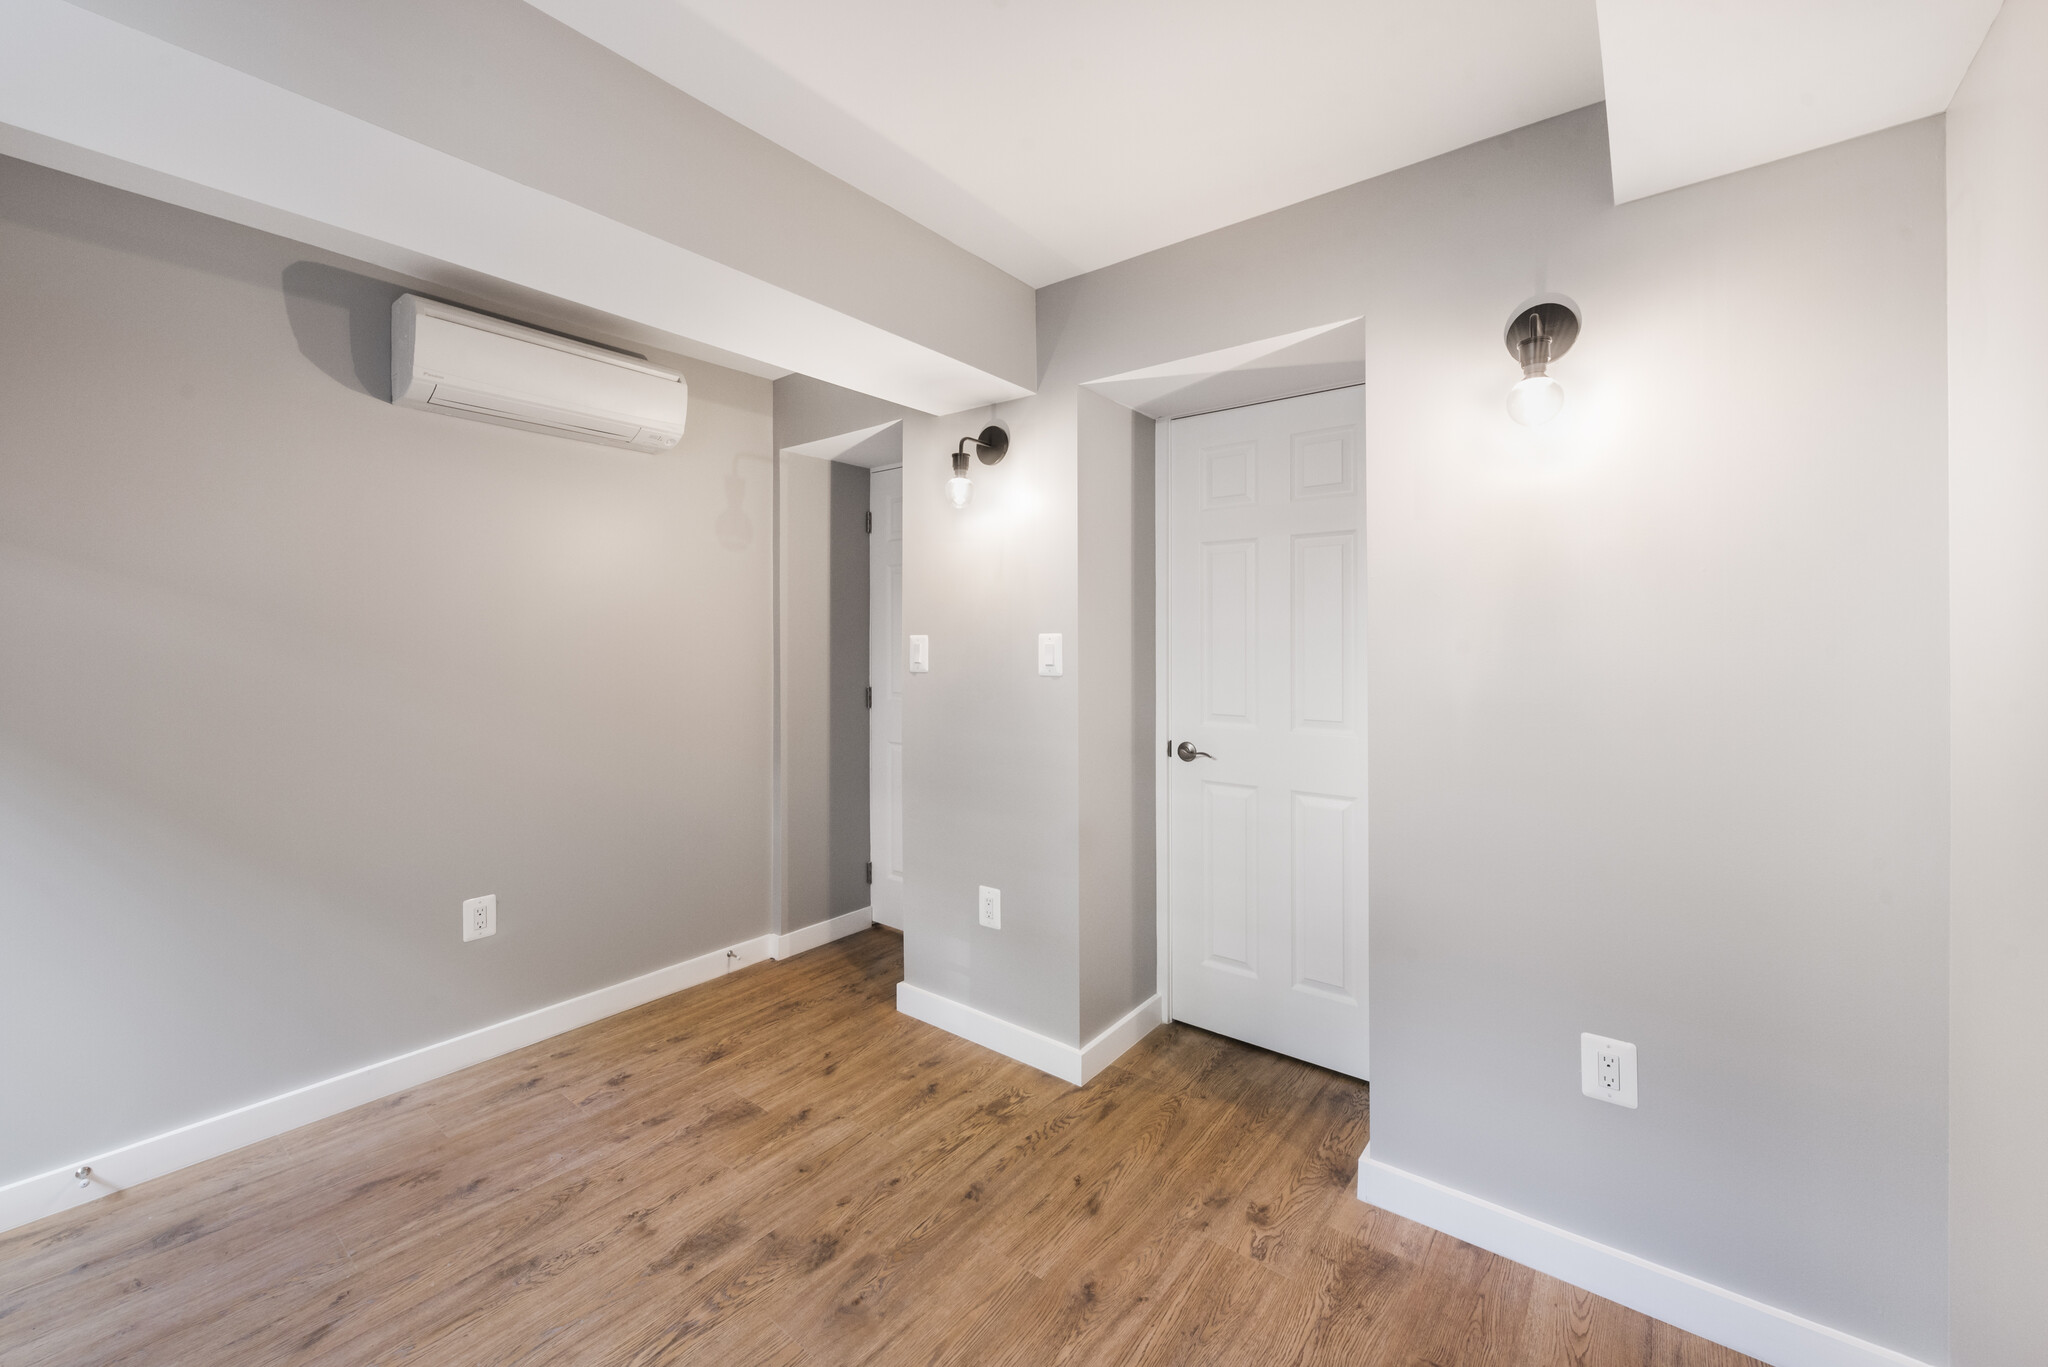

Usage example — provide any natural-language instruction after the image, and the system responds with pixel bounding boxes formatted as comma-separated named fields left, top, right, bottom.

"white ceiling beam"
left=522, top=0, right=1078, bottom=289
left=0, top=0, right=1032, bottom=414
left=1598, top=0, right=2003, bottom=204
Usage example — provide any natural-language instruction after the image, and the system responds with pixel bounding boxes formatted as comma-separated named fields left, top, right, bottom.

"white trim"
left=769, top=905, right=873, bottom=960
left=0, top=931, right=783, bottom=1236
left=1355, top=1149, right=1938, bottom=1367
left=770, top=438, right=786, bottom=946
left=895, top=983, right=1164, bottom=1086
left=1081, top=995, right=1172, bottom=1083
left=1153, top=416, right=1174, bottom=1027
left=872, top=904, right=903, bottom=931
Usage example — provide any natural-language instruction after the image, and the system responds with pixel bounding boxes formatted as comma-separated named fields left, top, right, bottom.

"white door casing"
left=1165, top=387, right=1368, bottom=1079
left=869, top=467, right=905, bottom=929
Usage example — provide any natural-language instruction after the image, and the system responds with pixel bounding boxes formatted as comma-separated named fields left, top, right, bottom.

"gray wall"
left=1948, top=2, right=2048, bottom=1361
left=776, top=449, right=870, bottom=933
left=0, top=157, right=775, bottom=1185
left=772, top=375, right=1113, bottom=1048
left=1027, top=105, right=1948, bottom=1359
left=1077, top=389, right=1158, bottom=1041
left=898, top=399, right=1092, bottom=1042
left=68, top=0, right=1036, bottom=391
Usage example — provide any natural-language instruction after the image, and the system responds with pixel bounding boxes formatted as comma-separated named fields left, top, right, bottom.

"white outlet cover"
left=1580, top=1032, right=1638, bottom=1108
left=1038, top=633, right=1063, bottom=676
left=977, top=885, right=1001, bottom=929
left=908, top=634, right=929, bottom=673
left=463, top=894, right=497, bottom=942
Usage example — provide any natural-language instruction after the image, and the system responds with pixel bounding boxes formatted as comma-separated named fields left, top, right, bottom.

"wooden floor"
left=2, top=930, right=1756, bottom=1366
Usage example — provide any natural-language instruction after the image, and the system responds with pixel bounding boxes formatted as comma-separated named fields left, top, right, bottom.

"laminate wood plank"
left=1124, top=1237, right=1320, bottom=1367
left=1515, top=1275, right=1672, bottom=1367
left=1385, top=1227, right=1541, bottom=1367
left=1204, top=1068, right=1371, bottom=1279
left=0, top=930, right=1762, bottom=1367
left=1002, top=1043, right=1325, bottom=1283
left=1284, top=1198, right=1437, bottom=1364
left=951, top=1053, right=1337, bottom=1367
left=658, top=1065, right=1167, bottom=1359
left=301, top=1114, right=880, bottom=1365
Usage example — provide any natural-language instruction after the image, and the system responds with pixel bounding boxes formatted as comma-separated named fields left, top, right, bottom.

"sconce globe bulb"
left=946, top=474, right=974, bottom=509
left=1507, top=374, right=1564, bottom=427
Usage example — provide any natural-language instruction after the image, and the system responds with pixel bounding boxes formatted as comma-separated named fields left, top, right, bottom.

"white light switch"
left=978, top=885, right=1001, bottom=929
left=1580, top=1033, right=1638, bottom=1108
left=1038, top=633, right=1063, bottom=676
left=908, top=634, right=929, bottom=673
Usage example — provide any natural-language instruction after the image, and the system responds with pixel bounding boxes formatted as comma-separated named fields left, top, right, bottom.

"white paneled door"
left=868, top=467, right=905, bottom=929
left=1167, top=387, right=1367, bottom=1079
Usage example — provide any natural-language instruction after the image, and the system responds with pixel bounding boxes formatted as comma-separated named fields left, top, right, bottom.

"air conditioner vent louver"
left=390, top=295, right=686, bottom=450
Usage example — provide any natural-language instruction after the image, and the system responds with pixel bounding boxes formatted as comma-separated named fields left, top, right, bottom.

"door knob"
left=1176, top=741, right=1214, bottom=762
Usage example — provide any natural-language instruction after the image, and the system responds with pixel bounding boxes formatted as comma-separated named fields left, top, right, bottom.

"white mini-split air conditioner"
left=390, top=295, right=687, bottom=450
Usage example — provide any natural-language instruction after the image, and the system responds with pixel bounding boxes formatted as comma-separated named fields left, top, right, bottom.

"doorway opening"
left=1086, top=319, right=1368, bottom=1079
left=1159, top=385, right=1368, bottom=1079
left=773, top=421, right=901, bottom=943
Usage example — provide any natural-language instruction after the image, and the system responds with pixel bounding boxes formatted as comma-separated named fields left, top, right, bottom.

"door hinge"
left=865, top=510, right=872, bottom=533
left=865, top=861, right=873, bottom=884
left=865, top=685, right=872, bottom=708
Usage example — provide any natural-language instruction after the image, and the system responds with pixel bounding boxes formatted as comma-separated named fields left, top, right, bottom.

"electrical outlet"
left=1580, top=1032, right=1637, bottom=1108
left=462, top=894, right=497, bottom=942
left=977, top=885, right=1001, bottom=929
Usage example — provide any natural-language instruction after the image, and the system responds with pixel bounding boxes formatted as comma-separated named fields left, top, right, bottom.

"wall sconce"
left=1504, top=300, right=1579, bottom=427
left=947, top=424, right=1009, bottom=508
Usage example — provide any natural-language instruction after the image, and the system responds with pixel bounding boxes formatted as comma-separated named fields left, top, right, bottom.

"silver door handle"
left=1175, top=741, right=1214, bottom=762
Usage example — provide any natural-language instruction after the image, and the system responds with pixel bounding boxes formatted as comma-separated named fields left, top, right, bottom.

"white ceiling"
left=1598, top=0, right=2003, bottom=204
left=532, top=0, right=1606, bottom=286
left=535, top=0, right=2007, bottom=288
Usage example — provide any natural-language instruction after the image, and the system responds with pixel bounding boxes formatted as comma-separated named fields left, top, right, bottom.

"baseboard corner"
left=770, top=905, right=873, bottom=960
left=893, top=983, right=1163, bottom=1087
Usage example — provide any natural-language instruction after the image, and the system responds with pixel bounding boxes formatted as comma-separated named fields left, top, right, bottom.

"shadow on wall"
left=280, top=262, right=404, bottom=400
left=720, top=453, right=763, bottom=551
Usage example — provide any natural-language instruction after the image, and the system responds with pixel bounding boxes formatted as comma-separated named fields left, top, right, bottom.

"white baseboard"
left=0, top=930, right=786, bottom=1237
left=895, top=983, right=1164, bottom=1086
left=770, top=905, right=871, bottom=959
left=1355, top=1149, right=1936, bottom=1367
left=1081, top=994, right=1171, bottom=1082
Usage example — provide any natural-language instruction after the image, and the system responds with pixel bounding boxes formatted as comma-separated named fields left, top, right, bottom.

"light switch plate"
left=462, top=894, right=497, bottom=942
left=1038, top=633, right=1063, bottom=676
left=1580, top=1032, right=1638, bottom=1108
left=978, top=885, right=1001, bottom=929
left=908, top=634, right=929, bottom=673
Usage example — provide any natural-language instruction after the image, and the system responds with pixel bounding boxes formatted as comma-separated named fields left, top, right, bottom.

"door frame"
left=1153, top=418, right=1175, bottom=1019
left=1151, top=386, right=1368, bottom=1046
left=868, top=462, right=904, bottom=930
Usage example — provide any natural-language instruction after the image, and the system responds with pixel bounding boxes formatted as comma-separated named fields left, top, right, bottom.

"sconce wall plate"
left=1504, top=301, right=1579, bottom=368
left=965, top=425, right=1008, bottom=465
